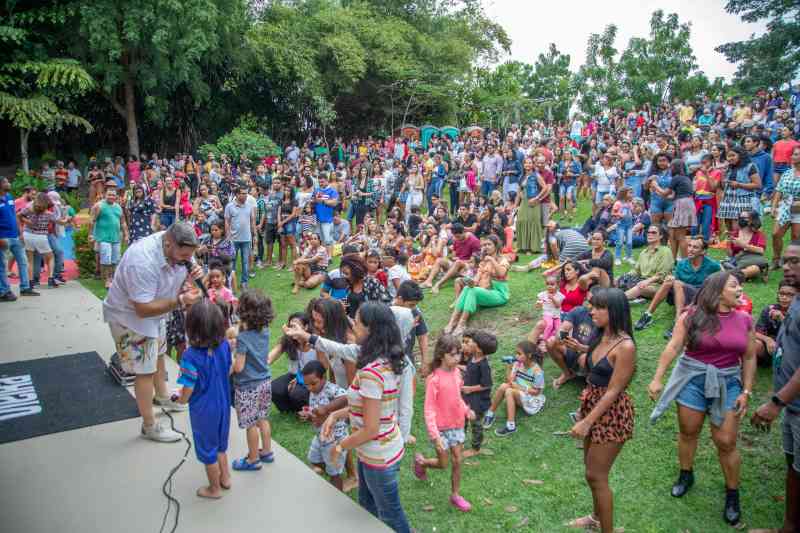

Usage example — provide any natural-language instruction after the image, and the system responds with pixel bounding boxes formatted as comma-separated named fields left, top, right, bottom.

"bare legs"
left=245, top=419, right=272, bottom=463
left=583, top=441, right=625, bottom=533
left=197, top=452, right=230, bottom=499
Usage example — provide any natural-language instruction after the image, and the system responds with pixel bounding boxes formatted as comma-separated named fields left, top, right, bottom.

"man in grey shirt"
left=224, top=186, right=256, bottom=288
left=751, top=240, right=800, bottom=533
left=481, top=146, right=504, bottom=196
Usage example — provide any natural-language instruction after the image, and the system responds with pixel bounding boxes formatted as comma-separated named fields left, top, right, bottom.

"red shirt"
left=452, top=233, right=481, bottom=261
left=773, top=139, right=800, bottom=165
left=728, top=229, right=766, bottom=256
left=560, top=281, right=588, bottom=312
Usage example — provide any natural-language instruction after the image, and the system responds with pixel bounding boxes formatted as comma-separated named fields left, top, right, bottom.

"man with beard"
left=750, top=240, right=800, bottom=533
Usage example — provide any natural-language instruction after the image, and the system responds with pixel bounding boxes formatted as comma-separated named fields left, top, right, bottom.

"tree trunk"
left=20, top=129, right=30, bottom=174
left=124, top=74, right=139, bottom=158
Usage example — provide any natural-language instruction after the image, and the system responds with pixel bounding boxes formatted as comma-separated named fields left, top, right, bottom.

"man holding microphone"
left=103, top=222, right=204, bottom=442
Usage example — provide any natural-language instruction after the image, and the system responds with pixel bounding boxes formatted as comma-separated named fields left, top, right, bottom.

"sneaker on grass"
left=495, top=425, right=516, bottom=437
left=141, top=421, right=182, bottom=442
left=482, top=412, right=496, bottom=429
left=634, top=311, right=653, bottom=331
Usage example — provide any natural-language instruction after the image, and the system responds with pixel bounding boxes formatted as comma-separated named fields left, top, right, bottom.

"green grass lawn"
left=81, top=201, right=788, bottom=532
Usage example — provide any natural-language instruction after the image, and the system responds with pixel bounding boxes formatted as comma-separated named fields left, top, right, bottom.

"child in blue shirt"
left=177, top=301, right=232, bottom=499
left=231, top=289, right=276, bottom=471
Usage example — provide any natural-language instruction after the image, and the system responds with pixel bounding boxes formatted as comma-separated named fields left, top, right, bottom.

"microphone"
left=178, top=261, right=209, bottom=299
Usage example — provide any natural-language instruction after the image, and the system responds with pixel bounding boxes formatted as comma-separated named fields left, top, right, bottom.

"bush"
left=73, top=225, right=96, bottom=278
left=10, top=169, right=47, bottom=197
left=199, top=125, right=282, bottom=161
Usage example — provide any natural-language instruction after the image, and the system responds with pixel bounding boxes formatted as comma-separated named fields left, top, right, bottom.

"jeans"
left=33, top=233, right=65, bottom=280
left=615, top=220, right=633, bottom=259
left=693, top=203, right=713, bottom=241
left=481, top=180, right=496, bottom=197
left=357, top=461, right=410, bottom=533
left=0, top=237, right=30, bottom=294
left=233, top=241, right=251, bottom=284
left=426, top=179, right=443, bottom=213
left=448, top=181, right=459, bottom=215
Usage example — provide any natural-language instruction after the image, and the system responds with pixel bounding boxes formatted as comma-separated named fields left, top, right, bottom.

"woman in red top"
left=560, top=260, right=589, bottom=313
left=726, top=211, right=768, bottom=282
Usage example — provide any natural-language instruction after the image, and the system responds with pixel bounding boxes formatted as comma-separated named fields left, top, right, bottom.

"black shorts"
left=262, top=223, right=278, bottom=244
left=666, top=283, right=701, bottom=306
left=564, top=349, right=587, bottom=375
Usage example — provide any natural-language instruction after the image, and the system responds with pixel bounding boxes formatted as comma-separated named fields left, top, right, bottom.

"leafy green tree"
left=72, top=0, right=249, bottom=157
left=619, top=10, right=697, bottom=105
left=526, top=44, right=574, bottom=122
left=716, top=0, right=800, bottom=93
left=574, top=25, right=626, bottom=116
left=198, top=118, right=281, bottom=161
left=0, top=3, right=94, bottom=172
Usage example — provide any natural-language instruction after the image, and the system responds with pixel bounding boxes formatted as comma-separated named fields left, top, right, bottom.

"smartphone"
left=569, top=411, right=580, bottom=424
left=559, top=330, right=568, bottom=340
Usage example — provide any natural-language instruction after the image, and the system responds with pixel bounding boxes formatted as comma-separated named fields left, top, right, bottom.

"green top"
left=635, top=245, right=674, bottom=282
left=93, top=201, right=123, bottom=243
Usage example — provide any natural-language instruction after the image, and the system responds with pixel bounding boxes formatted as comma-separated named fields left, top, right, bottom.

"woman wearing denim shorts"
left=647, top=152, right=674, bottom=227
left=648, top=271, right=757, bottom=527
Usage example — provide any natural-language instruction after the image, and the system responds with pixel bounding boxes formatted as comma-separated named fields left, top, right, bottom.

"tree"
left=716, top=0, right=800, bottom=93
left=72, top=0, right=249, bottom=157
left=0, top=3, right=94, bottom=172
left=526, top=44, right=574, bottom=122
left=574, top=25, right=626, bottom=116
left=619, top=10, right=697, bottom=105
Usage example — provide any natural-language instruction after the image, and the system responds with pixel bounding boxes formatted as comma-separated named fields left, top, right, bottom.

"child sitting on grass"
left=413, top=335, right=476, bottom=512
left=231, top=289, right=276, bottom=471
left=460, top=329, right=497, bottom=458
left=300, top=360, right=349, bottom=490
left=483, top=340, right=545, bottom=437
left=176, top=301, right=232, bottom=499
left=527, top=274, right=564, bottom=350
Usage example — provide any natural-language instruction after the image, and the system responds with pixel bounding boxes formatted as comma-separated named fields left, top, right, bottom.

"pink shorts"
left=541, top=314, right=561, bottom=341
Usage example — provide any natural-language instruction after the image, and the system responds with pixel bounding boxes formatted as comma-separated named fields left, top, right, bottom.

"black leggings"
left=271, top=372, right=310, bottom=413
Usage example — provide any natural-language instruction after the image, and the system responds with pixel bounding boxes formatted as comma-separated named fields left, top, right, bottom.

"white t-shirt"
left=593, top=163, right=619, bottom=193
left=387, top=265, right=410, bottom=298
left=102, top=231, right=190, bottom=338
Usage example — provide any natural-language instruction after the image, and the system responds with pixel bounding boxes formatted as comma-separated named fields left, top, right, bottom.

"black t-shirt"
left=669, top=174, right=694, bottom=199
left=462, top=356, right=492, bottom=413
left=408, top=214, right=423, bottom=237
left=404, top=307, right=428, bottom=356
left=456, top=214, right=478, bottom=229
left=565, top=306, right=600, bottom=347
left=577, top=249, right=614, bottom=282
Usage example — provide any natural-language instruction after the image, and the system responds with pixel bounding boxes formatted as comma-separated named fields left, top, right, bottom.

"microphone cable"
left=159, top=408, right=191, bottom=533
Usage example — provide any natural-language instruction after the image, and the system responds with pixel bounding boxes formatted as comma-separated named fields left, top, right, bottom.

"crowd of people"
left=1, top=87, right=800, bottom=533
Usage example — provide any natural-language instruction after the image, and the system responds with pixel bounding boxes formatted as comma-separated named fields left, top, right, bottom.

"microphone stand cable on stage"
left=159, top=407, right=191, bottom=533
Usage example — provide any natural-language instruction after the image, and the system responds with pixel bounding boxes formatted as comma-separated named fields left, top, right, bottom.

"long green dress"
left=516, top=173, right=543, bottom=253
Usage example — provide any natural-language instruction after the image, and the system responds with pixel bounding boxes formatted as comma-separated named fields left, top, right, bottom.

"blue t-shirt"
left=234, top=328, right=271, bottom=387
left=313, top=186, right=338, bottom=223
left=0, top=193, right=19, bottom=239
left=178, top=342, right=232, bottom=414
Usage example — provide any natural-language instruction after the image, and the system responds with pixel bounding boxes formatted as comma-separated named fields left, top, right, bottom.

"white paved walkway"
left=0, top=281, right=388, bottom=533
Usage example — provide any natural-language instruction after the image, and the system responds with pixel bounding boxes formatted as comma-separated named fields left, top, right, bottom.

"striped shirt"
left=552, top=229, right=590, bottom=261
left=347, top=358, right=404, bottom=469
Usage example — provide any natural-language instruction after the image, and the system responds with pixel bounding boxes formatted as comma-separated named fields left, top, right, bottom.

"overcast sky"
left=487, top=0, right=768, bottom=80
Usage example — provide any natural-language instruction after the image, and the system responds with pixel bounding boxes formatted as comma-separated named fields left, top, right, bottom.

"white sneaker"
left=154, top=394, right=188, bottom=412
left=614, top=259, right=622, bottom=266
left=141, top=421, right=182, bottom=443
left=625, top=257, right=636, bottom=265
left=629, top=298, right=646, bottom=304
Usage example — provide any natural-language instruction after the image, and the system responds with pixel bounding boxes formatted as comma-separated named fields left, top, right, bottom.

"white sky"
left=487, top=0, right=768, bottom=80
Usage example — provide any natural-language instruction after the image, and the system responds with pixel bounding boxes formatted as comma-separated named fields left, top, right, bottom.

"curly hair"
left=238, top=289, right=274, bottom=331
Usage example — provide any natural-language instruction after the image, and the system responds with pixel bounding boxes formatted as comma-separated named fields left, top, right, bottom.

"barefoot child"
left=176, top=301, right=232, bottom=499
left=483, top=340, right=546, bottom=436
left=460, top=329, right=497, bottom=458
left=301, top=360, right=349, bottom=490
left=231, top=289, right=276, bottom=471
left=413, top=335, right=476, bottom=512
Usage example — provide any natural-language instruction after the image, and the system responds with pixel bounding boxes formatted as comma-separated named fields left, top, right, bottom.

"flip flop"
left=564, top=515, right=599, bottom=529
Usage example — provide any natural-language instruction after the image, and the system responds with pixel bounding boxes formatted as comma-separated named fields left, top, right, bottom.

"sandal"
left=565, top=515, right=599, bottom=529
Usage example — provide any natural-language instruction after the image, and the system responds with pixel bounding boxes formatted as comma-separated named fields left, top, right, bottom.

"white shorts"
left=23, top=232, right=51, bottom=254
left=521, top=393, right=546, bottom=415
left=98, top=241, right=122, bottom=265
left=108, top=320, right=167, bottom=375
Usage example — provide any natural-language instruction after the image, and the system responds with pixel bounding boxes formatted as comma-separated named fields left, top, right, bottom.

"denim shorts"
left=650, top=196, right=674, bottom=215
left=559, top=184, right=576, bottom=202
left=308, top=434, right=346, bottom=476
left=675, top=373, right=742, bottom=415
left=98, top=241, right=121, bottom=265
left=435, top=428, right=465, bottom=450
left=782, top=409, right=800, bottom=473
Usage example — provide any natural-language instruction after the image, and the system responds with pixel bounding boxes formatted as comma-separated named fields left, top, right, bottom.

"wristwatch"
left=772, top=394, right=787, bottom=408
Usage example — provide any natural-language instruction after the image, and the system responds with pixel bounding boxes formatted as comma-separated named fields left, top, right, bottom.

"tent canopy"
left=420, top=125, right=441, bottom=149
